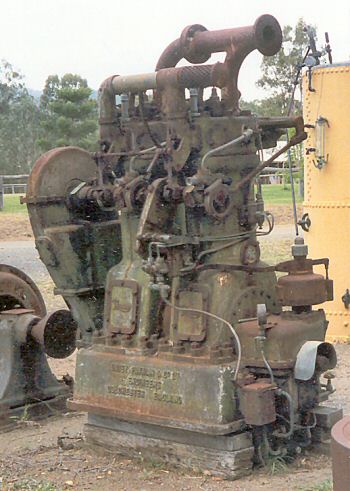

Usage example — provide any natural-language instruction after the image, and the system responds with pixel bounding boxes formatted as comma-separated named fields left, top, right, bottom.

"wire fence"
left=0, top=175, right=29, bottom=210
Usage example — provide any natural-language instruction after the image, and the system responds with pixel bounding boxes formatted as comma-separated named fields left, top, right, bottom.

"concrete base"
left=84, top=414, right=254, bottom=479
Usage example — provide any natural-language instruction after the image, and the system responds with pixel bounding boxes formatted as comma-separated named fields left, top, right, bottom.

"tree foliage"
left=254, top=19, right=311, bottom=116
left=0, top=60, right=42, bottom=174
left=0, top=22, right=315, bottom=176
left=240, top=95, right=288, bottom=118
left=0, top=66, right=98, bottom=174
left=0, top=60, right=26, bottom=113
left=38, top=73, right=97, bottom=152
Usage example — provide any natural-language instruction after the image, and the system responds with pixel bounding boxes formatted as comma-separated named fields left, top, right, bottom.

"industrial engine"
left=20, top=14, right=342, bottom=477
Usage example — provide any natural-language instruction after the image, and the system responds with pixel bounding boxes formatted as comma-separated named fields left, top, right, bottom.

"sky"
left=1, top=0, right=349, bottom=101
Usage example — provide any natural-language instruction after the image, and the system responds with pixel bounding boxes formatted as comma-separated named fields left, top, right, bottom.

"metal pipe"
left=156, top=15, right=282, bottom=70
left=108, top=63, right=226, bottom=96
left=273, top=389, right=295, bottom=439
left=201, top=128, right=254, bottom=172
left=263, top=427, right=283, bottom=456
left=261, top=348, right=275, bottom=384
left=286, top=134, right=299, bottom=236
left=234, top=120, right=307, bottom=191
left=98, top=16, right=283, bottom=137
left=112, top=73, right=157, bottom=94
left=160, top=290, right=242, bottom=382
left=156, top=37, right=184, bottom=70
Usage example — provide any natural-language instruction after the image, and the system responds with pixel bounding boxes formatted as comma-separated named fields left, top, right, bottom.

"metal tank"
left=303, top=63, right=350, bottom=340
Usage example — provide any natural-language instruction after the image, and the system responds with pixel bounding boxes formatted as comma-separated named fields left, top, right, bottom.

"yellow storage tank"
left=303, top=63, right=350, bottom=341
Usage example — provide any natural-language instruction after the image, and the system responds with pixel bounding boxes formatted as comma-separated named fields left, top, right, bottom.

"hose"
left=273, top=389, right=295, bottom=439
left=263, top=427, right=283, bottom=456
left=160, top=291, right=242, bottom=381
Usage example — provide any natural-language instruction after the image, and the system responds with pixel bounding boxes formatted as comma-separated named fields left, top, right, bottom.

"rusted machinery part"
left=331, top=416, right=350, bottom=491
left=98, top=15, right=282, bottom=116
left=0, top=264, right=46, bottom=316
left=25, top=146, right=96, bottom=202
left=155, top=14, right=282, bottom=70
left=104, top=63, right=229, bottom=97
left=30, top=309, right=78, bottom=359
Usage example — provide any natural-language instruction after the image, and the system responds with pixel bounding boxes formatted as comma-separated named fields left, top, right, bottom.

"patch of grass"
left=261, top=184, right=303, bottom=205
left=8, top=404, right=30, bottom=424
left=0, top=194, right=27, bottom=213
left=298, top=479, right=333, bottom=491
left=260, top=238, right=292, bottom=265
left=265, top=455, right=292, bottom=475
left=1, top=186, right=301, bottom=212
left=1, top=478, right=60, bottom=491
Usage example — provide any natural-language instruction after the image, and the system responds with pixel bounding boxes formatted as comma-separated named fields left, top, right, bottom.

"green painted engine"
left=25, top=14, right=341, bottom=478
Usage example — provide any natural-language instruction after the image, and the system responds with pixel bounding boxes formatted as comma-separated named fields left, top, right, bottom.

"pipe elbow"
left=155, top=24, right=209, bottom=70
left=98, top=75, right=119, bottom=145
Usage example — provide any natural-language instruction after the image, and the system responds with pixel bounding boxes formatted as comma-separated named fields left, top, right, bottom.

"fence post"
left=0, top=176, right=3, bottom=211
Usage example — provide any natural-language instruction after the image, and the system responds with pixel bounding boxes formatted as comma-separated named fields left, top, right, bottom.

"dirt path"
left=0, top=415, right=333, bottom=491
left=0, top=213, right=33, bottom=241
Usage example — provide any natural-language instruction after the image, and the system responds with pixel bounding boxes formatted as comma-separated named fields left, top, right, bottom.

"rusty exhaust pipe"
left=156, top=14, right=282, bottom=70
left=98, top=15, right=282, bottom=138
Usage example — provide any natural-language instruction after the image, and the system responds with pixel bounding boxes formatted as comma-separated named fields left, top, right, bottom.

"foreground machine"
left=24, top=15, right=341, bottom=477
left=0, top=264, right=76, bottom=426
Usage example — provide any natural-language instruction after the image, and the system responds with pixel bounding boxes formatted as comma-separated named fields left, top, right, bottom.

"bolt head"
left=292, top=237, right=308, bottom=257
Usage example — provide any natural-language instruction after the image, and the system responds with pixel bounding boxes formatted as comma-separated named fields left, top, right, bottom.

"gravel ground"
left=0, top=240, right=48, bottom=282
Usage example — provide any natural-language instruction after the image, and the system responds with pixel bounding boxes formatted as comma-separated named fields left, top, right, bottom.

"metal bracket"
left=342, top=289, right=350, bottom=309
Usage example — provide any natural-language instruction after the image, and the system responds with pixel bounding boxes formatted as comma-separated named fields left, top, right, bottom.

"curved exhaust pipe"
left=98, top=15, right=282, bottom=141
left=156, top=14, right=282, bottom=70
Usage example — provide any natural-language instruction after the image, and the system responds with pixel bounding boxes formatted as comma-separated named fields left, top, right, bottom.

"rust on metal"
left=30, top=309, right=78, bottom=359
left=0, top=263, right=46, bottom=316
left=331, top=416, right=350, bottom=491
left=0, top=266, right=74, bottom=422
left=276, top=256, right=333, bottom=307
left=22, top=13, right=342, bottom=477
left=240, top=381, right=276, bottom=426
